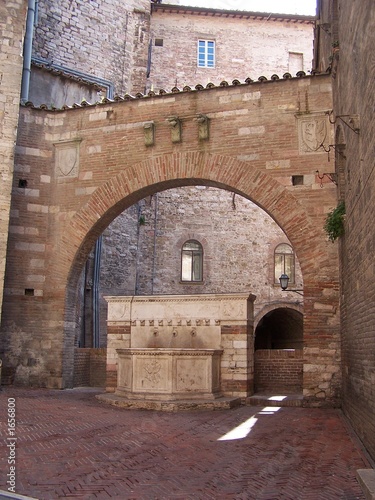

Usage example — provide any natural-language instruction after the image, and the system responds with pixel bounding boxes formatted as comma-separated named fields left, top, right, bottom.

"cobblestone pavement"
left=0, top=387, right=371, bottom=499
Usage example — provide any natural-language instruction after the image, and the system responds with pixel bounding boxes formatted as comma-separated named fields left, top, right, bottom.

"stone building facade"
left=0, top=2, right=338, bottom=401
left=27, top=1, right=314, bottom=389
left=97, top=187, right=304, bottom=349
left=0, top=1, right=27, bottom=327
left=32, top=0, right=152, bottom=97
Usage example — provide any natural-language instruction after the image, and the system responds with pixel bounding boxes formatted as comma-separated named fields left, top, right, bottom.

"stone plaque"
left=54, top=139, right=81, bottom=178
left=133, top=355, right=171, bottom=393
left=175, top=357, right=207, bottom=392
left=297, top=114, right=330, bottom=154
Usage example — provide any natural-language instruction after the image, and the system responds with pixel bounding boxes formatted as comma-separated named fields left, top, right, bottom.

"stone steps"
left=246, top=392, right=303, bottom=407
left=96, top=392, right=242, bottom=411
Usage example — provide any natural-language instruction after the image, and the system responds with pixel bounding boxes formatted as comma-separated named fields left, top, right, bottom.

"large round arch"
left=50, top=152, right=338, bottom=389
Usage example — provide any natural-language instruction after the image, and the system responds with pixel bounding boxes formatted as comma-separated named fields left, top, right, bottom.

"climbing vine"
left=324, top=201, right=345, bottom=242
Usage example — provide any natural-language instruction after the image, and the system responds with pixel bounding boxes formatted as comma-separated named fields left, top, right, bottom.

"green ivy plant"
left=324, top=201, right=345, bottom=242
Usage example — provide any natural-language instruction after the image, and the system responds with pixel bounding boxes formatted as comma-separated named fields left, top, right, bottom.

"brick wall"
left=73, top=348, right=106, bottom=387
left=73, top=349, right=90, bottom=387
left=0, top=1, right=26, bottom=327
left=255, top=349, right=303, bottom=392
left=33, top=0, right=151, bottom=95
left=149, top=7, right=314, bottom=92
left=316, top=0, right=375, bottom=460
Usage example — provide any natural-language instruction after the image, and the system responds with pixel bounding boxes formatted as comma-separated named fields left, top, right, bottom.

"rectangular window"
left=198, top=40, right=215, bottom=68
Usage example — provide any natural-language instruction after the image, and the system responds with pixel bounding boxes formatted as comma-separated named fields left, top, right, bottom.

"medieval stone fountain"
left=98, top=293, right=255, bottom=410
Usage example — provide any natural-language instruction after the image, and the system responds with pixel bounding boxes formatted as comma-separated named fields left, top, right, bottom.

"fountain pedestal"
left=116, top=348, right=223, bottom=400
left=104, top=293, right=256, bottom=405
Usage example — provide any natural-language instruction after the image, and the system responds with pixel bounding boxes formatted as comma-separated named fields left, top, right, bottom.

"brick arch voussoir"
left=254, top=302, right=304, bottom=330
left=63, top=151, right=321, bottom=287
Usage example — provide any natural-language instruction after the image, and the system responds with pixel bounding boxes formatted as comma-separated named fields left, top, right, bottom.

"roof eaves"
left=21, top=71, right=330, bottom=111
left=151, top=4, right=316, bottom=23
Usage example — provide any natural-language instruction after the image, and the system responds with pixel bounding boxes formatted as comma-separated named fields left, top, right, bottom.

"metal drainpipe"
left=92, top=236, right=102, bottom=348
left=151, top=193, right=158, bottom=294
left=134, top=203, right=142, bottom=295
left=21, top=0, right=37, bottom=104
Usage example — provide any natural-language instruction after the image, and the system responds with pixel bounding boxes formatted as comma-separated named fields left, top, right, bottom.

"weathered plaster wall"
left=0, top=0, right=27, bottom=327
left=29, top=66, right=105, bottom=108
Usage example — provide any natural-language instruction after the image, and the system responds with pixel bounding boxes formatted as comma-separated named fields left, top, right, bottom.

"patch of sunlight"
left=268, top=395, right=287, bottom=401
left=257, top=406, right=281, bottom=414
left=217, top=406, right=281, bottom=441
left=218, top=416, right=258, bottom=441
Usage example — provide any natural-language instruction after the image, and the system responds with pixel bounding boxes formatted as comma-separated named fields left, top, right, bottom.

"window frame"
left=274, top=243, right=295, bottom=284
left=197, top=39, right=215, bottom=68
left=181, top=239, right=203, bottom=283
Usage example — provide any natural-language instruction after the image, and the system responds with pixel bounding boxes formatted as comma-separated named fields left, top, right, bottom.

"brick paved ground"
left=0, top=388, right=371, bottom=500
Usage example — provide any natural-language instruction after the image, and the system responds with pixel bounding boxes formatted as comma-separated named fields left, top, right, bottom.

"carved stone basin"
left=116, top=348, right=223, bottom=400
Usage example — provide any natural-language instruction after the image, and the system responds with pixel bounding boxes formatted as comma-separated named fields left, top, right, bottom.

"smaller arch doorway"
left=254, top=308, right=303, bottom=393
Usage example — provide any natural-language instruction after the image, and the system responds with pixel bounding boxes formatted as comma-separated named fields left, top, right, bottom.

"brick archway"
left=63, top=151, right=320, bottom=281
left=56, top=151, right=340, bottom=401
left=2, top=76, right=340, bottom=401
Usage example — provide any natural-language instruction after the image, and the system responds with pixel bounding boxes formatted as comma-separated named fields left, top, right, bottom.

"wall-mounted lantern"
left=279, top=274, right=304, bottom=296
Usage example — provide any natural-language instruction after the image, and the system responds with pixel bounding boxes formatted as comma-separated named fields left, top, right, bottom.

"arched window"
left=181, top=240, right=203, bottom=282
left=274, top=243, right=295, bottom=284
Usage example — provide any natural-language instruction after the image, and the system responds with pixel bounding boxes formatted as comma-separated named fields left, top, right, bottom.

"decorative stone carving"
left=196, top=114, right=210, bottom=141
left=297, top=114, right=330, bottom=154
left=167, top=116, right=182, bottom=143
left=116, top=348, right=223, bottom=400
left=105, top=293, right=256, bottom=400
left=143, top=121, right=155, bottom=147
left=54, top=139, right=81, bottom=178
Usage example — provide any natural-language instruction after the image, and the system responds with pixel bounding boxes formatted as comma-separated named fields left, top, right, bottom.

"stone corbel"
left=196, top=114, right=210, bottom=141
left=143, top=121, right=155, bottom=146
left=167, top=116, right=182, bottom=143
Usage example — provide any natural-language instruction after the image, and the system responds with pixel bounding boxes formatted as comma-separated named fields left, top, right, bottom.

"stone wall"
left=149, top=6, right=314, bottom=91
left=98, top=186, right=304, bottom=346
left=32, top=0, right=151, bottom=95
left=73, top=348, right=106, bottom=387
left=316, top=0, right=375, bottom=460
left=0, top=0, right=27, bottom=327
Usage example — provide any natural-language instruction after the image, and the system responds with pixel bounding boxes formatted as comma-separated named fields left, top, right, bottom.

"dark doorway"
left=255, top=307, right=303, bottom=350
left=254, top=308, right=303, bottom=393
